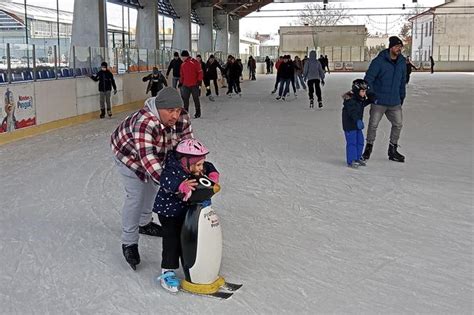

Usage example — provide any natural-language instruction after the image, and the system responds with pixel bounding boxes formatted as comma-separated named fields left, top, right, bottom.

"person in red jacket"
left=179, top=50, right=203, bottom=119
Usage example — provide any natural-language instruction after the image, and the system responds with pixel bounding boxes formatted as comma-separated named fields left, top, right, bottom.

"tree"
left=399, top=4, right=422, bottom=57
left=400, top=22, right=412, bottom=56
left=298, top=3, right=351, bottom=26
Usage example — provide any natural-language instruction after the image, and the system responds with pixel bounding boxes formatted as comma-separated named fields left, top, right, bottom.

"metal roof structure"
left=0, top=10, right=24, bottom=31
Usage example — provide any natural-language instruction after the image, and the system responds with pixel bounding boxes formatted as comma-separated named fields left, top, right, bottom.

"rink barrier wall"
left=0, top=72, right=150, bottom=146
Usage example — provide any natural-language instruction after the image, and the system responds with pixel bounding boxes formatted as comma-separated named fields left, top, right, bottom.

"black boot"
left=100, top=109, right=105, bottom=119
left=388, top=142, right=405, bottom=162
left=122, top=244, right=140, bottom=270
left=139, top=221, right=163, bottom=237
left=362, top=143, right=373, bottom=161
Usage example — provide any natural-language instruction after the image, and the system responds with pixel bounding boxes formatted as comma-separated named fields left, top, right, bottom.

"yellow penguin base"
left=180, top=276, right=225, bottom=294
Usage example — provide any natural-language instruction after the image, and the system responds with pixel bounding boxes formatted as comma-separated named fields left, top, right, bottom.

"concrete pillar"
left=196, top=6, right=213, bottom=53
left=229, top=18, right=240, bottom=57
left=71, top=0, right=107, bottom=48
left=215, top=13, right=228, bottom=55
left=136, top=0, right=159, bottom=50
left=71, top=0, right=107, bottom=68
left=171, top=0, right=192, bottom=51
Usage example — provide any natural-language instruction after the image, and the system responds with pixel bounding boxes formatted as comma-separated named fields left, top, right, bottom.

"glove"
left=113, top=90, right=117, bottom=95
left=178, top=179, right=195, bottom=202
left=400, top=97, right=405, bottom=106
left=207, top=172, right=219, bottom=184
left=178, top=83, right=183, bottom=88
left=321, top=80, right=325, bottom=86
left=356, top=120, right=365, bottom=130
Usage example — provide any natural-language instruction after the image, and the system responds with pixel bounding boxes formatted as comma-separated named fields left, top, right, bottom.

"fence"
left=0, top=43, right=227, bottom=84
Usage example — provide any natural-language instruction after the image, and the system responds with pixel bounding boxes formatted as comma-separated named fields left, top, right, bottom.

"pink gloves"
left=178, top=180, right=193, bottom=201
left=208, top=172, right=219, bottom=183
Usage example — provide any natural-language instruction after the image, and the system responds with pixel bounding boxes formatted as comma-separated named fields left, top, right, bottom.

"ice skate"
left=388, top=143, right=405, bottom=162
left=362, top=143, right=373, bottom=161
left=318, top=101, right=323, bottom=108
left=122, top=244, right=140, bottom=270
left=158, top=271, right=180, bottom=293
left=355, top=159, right=367, bottom=166
left=348, top=162, right=359, bottom=169
left=139, top=221, right=163, bottom=237
left=99, top=109, right=105, bottom=119
left=309, top=99, right=314, bottom=108
left=107, top=110, right=112, bottom=118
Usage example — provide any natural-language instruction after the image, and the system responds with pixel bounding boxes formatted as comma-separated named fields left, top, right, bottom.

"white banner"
left=0, top=84, right=36, bottom=133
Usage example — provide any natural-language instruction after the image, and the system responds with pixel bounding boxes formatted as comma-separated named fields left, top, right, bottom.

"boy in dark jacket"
left=153, top=139, right=219, bottom=293
left=224, top=56, right=242, bottom=97
left=276, top=55, right=294, bottom=100
left=90, top=61, right=117, bottom=118
left=142, top=67, right=167, bottom=96
left=342, top=79, right=374, bottom=168
left=204, top=55, right=224, bottom=99
left=166, top=52, right=183, bottom=88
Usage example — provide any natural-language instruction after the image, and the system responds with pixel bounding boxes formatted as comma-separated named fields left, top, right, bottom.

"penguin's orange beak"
left=213, top=183, right=221, bottom=194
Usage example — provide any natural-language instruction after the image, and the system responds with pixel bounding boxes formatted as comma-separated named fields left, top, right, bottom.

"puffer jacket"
left=364, top=49, right=406, bottom=106
left=153, top=151, right=218, bottom=217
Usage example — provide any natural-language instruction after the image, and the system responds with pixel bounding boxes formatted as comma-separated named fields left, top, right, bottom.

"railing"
left=0, top=43, right=226, bottom=84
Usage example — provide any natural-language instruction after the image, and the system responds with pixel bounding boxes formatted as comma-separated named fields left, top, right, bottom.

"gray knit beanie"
left=155, top=87, right=183, bottom=109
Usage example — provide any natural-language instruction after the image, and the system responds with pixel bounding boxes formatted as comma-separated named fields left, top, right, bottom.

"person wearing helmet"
left=153, top=138, right=219, bottom=293
left=111, top=87, right=193, bottom=271
left=342, top=79, right=375, bottom=168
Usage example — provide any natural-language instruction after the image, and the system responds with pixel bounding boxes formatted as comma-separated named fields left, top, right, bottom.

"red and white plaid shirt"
left=110, top=106, right=193, bottom=183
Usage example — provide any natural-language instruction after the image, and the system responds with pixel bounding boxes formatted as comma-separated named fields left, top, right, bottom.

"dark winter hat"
left=154, top=87, right=183, bottom=109
left=152, top=67, right=159, bottom=75
left=209, top=54, right=215, bottom=59
left=101, top=61, right=108, bottom=67
left=181, top=50, right=190, bottom=57
left=173, top=51, right=179, bottom=57
left=389, top=36, right=403, bottom=49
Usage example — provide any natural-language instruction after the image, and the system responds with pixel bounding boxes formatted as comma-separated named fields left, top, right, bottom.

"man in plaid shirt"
left=111, top=87, right=193, bottom=270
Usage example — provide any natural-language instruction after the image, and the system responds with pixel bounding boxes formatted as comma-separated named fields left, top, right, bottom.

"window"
left=415, top=21, right=417, bottom=39
left=424, top=50, right=427, bottom=61
left=421, top=24, right=423, bottom=40
left=429, top=21, right=432, bottom=36
left=425, top=22, right=428, bottom=37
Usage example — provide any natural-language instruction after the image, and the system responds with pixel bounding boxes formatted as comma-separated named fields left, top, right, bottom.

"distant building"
left=279, top=25, right=367, bottom=61
left=409, top=0, right=474, bottom=62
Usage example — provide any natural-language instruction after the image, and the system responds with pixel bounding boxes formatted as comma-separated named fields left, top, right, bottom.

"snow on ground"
left=0, top=72, right=472, bottom=314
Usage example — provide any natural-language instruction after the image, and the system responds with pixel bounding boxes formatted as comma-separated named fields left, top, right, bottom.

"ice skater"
left=142, top=67, right=167, bottom=96
left=89, top=62, right=117, bottom=118
left=153, top=139, right=219, bottom=293
left=111, top=87, right=193, bottom=271
left=362, top=36, right=406, bottom=163
left=276, top=55, right=294, bottom=100
left=342, top=79, right=374, bottom=168
left=303, top=51, right=325, bottom=108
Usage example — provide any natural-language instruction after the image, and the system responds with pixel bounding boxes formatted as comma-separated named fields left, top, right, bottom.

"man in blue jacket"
left=362, top=36, right=406, bottom=162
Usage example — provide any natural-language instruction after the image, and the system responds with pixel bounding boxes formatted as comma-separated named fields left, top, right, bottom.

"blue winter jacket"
left=342, top=91, right=373, bottom=131
left=364, top=49, right=406, bottom=106
left=153, top=151, right=218, bottom=218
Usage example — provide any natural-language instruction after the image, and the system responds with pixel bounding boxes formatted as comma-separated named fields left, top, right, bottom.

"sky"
left=12, top=0, right=446, bottom=36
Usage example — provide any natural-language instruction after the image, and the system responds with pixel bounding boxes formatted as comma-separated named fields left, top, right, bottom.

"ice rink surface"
left=1, top=72, right=472, bottom=314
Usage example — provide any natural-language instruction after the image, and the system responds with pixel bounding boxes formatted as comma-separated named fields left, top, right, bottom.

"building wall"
left=279, top=25, right=367, bottom=61
left=432, top=1, right=474, bottom=61
left=411, top=14, right=434, bottom=62
left=411, top=0, right=474, bottom=61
